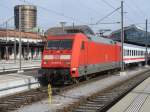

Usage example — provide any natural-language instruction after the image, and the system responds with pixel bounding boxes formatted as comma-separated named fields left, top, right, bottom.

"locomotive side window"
left=81, top=41, right=85, bottom=49
left=47, top=39, right=73, bottom=50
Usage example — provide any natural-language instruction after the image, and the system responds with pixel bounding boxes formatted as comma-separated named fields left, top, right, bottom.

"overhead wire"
left=130, top=0, right=146, bottom=18
left=77, top=0, right=121, bottom=27
left=93, top=7, right=121, bottom=25
left=99, top=0, right=117, bottom=9
left=0, top=2, right=14, bottom=27
left=123, top=1, right=147, bottom=30
left=78, top=0, right=103, bottom=16
left=124, top=2, right=145, bottom=20
left=18, top=0, right=88, bottom=25
left=0, top=16, right=14, bottom=28
left=19, top=0, right=124, bottom=27
left=100, top=0, right=138, bottom=25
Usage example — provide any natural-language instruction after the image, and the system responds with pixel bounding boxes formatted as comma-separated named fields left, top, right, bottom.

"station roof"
left=109, top=25, right=150, bottom=46
left=0, top=28, right=46, bottom=41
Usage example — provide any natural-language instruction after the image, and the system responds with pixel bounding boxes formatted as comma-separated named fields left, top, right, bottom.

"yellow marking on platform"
left=48, top=83, right=52, bottom=104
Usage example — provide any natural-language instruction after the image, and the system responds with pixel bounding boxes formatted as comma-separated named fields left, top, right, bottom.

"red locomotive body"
left=38, top=33, right=121, bottom=85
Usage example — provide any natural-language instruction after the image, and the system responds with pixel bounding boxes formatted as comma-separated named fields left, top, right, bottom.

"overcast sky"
left=0, top=0, right=150, bottom=33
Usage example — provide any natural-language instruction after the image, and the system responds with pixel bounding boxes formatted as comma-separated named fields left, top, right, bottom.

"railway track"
left=0, top=71, right=111, bottom=112
left=61, top=70, right=150, bottom=112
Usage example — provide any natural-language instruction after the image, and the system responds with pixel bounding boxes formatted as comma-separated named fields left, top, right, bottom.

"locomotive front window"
left=47, top=40, right=60, bottom=49
left=47, top=39, right=73, bottom=50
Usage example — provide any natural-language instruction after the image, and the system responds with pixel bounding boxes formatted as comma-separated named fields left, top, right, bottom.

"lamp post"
left=145, top=19, right=148, bottom=67
left=120, top=1, right=126, bottom=76
left=18, top=6, right=24, bottom=73
left=121, top=1, right=124, bottom=72
left=14, top=30, right=16, bottom=62
left=5, top=21, right=9, bottom=61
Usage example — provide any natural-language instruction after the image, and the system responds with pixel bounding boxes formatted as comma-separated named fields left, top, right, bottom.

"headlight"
left=72, top=68, right=77, bottom=70
left=43, top=55, right=53, bottom=59
left=43, top=61, right=48, bottom=64
left=60, top=55, right=71, bottom=59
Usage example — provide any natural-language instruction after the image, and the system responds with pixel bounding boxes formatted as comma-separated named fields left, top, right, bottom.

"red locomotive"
left=38, top=32, right=121, bottom=85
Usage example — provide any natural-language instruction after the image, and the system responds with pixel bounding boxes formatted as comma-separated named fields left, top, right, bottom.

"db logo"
left=54, top=55, right=60, bottom=59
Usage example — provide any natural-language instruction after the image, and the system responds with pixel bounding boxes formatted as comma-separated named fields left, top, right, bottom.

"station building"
left=109, top=25, right=150, bottom=46
left=0, top=29, right=45, bottom=60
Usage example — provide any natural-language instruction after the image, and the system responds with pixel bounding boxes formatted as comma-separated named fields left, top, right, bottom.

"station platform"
left=0, top=72, right=40, bottom=98
left=0, top=60, right=40, bottom=73
left=108, top=71, right=150, bottom=112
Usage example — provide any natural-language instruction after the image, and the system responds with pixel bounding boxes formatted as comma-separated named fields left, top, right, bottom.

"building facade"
left=14, top=5, right=37, bottom=32
left=0, top=29, right=45, bottom=60
left=109, top=25, right=150, bottom=46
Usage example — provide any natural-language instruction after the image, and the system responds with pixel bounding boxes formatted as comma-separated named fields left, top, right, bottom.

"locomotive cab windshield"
left=47, top=39, right=73, bottom=50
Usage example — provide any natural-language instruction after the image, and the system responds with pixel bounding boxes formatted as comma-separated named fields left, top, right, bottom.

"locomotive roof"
left=46, top=25, right=95, bottom=36
left=90, top=35, right=116, bottom=45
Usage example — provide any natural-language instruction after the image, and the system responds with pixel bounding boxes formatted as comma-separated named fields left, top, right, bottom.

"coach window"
left=129, top=50, right=131, bottom=56
left=127, top=50, right=129, bottom=56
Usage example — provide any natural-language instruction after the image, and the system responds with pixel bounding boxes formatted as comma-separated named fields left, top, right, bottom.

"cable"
left=95, top=7, right=121, bottom=25
left=78, top=0, right=103, bottom=16
left=99, top=0, right=137, bottom=25
left=100, top=0, right=116, bottom=9
left=0, top=16, right=14, bottom=27
left=130, top=0, right=146, bottom=18
left=124, top=2, right=145, bottom=21
left=18, top=0, right=87, bottom=24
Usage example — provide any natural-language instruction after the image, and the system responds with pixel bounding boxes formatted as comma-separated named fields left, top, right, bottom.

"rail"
left=61, top=69, right=150, bottom=112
